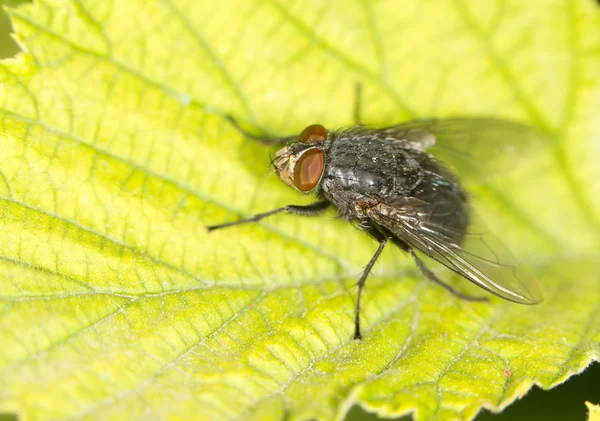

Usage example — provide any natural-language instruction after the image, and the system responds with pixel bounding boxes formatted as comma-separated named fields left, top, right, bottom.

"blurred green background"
left=0, top=2, right=598, bottom=420
left=0, top=1, right=21, bottom=59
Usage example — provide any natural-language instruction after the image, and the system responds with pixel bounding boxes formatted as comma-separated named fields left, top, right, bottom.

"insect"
left=208, top=101, right=543, bottom=339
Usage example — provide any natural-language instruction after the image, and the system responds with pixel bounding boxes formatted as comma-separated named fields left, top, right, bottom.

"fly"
left=208, top=109, right=543, bottom=340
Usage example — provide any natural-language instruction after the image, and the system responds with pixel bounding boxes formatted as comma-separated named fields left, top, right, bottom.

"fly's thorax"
left=273, top=124, right=329, bottom=193
left=320, top=134, right=414, bottom=197
left=318, top=130, right=470, bottom=225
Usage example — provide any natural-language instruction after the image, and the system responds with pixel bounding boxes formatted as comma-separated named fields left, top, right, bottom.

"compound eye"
left=293, top=149, right=325, bottom=192
left=298, top=124, right=328, bottom=143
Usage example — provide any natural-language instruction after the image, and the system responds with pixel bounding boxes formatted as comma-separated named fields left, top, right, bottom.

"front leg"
left=225, top=115, right=298, bottom=146
left=206, top=201, right=330, bottom=231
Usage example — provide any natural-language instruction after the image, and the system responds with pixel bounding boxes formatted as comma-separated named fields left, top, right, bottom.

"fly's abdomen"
left=412, top=158, right=470, bottom=245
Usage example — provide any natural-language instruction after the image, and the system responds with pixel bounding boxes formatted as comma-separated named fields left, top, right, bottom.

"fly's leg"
left=354, top=237, right=387, bottom=340
left=353, top=82, right=362, bottom=126
left=225, top=115, right=298, bottom=146
left=229, top=82, right=363, bottom=141
left=407, top=248, right=488, bottom=302
left=207, top=201, right=330, bottom=231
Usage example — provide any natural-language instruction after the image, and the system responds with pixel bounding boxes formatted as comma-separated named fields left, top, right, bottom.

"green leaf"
left=0, top=0, right=599, bottom=420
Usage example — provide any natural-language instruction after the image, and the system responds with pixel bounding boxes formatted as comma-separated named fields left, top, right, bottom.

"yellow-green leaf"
left=1, top=1, right=599, bottom=420
left=588, top=402, right=600, bottom=421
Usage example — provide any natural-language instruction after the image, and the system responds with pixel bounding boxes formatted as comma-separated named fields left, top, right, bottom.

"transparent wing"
left=374, top=118, right=550, bottom=185
left=366, top=199, right=543, bottom=304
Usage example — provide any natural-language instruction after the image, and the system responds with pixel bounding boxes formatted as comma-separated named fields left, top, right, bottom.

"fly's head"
left=273, top=124, right=328, bottom=193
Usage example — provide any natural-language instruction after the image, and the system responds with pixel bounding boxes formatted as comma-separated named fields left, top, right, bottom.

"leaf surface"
left=0, top=0, right=599, bottom=420
left=588, top=402, right=600, bottom=421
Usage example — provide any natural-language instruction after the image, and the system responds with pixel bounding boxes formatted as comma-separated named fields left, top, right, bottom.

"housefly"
left=207, top=114, right=543, bottom=339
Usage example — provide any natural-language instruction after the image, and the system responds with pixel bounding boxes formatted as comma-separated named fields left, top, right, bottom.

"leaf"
left=0, top=0, right=599, bottom=420
left=588, top=402, right=600, bottom=421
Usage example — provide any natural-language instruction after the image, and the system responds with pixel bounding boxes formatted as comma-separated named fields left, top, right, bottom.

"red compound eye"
left=298, top=124, right=328, bottom=143
left=293, top=149, right=325, bottom=192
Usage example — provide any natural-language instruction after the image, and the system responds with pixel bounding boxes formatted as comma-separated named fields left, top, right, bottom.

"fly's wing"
left=366, top=199, right=543, bottom=304
left=374, top=118, right=549, bottom=185
left=355, top=118, right=546, bottom=302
